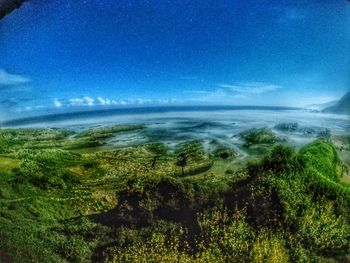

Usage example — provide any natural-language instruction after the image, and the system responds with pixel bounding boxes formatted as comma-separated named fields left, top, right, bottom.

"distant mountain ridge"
left=306, top=100, right=338, bottom=111
left=324, top=91, right=350, bottom=114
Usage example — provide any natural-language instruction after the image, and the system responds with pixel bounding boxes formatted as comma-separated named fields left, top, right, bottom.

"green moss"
left=300, top=140, right=341, bottom=182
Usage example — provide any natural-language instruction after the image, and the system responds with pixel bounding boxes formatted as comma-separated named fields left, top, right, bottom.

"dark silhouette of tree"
left=175, top=141, right=207, bottom=176
left=176, top=152, right=187, bottom=176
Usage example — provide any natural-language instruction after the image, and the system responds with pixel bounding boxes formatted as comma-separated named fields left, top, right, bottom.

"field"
left=0, top=123, right=349, bottom=262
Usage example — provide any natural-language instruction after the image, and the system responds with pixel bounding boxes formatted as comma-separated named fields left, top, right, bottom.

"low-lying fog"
left=10, top=109, right=349, bottom=151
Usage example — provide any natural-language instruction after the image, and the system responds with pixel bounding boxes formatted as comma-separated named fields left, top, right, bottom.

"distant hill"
left=306, top=100, right=338, bottom=111
left=324, top=91, right=350, bottom=114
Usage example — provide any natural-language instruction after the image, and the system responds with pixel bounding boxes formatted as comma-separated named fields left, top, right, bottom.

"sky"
left=0, top=0, right=349, bottom=119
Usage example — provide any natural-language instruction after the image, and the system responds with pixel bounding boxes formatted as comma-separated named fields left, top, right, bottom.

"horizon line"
left=1, top=105, right=303, bottom=127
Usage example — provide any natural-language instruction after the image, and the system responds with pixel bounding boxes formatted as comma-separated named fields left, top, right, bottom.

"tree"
left=176, top=152, right=187, bottom=176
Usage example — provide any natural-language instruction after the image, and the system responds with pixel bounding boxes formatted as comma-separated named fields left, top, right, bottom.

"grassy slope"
left=332, top=135, right=350, bottom=184
left=0, top=126, right=349, bottom=262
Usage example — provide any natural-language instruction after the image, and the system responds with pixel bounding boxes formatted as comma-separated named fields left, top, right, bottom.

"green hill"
left=0, top=126, right=350, bottom=262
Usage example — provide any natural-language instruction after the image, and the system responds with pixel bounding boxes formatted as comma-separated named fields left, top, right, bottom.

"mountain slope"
left=306, top=100, right=338, bottom=111
left=324, top=91, right=350, bottom=114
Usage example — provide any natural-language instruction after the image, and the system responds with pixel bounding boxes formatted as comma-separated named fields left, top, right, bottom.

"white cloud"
left=0, top=69, right=30, bottom=87
left=69, top=98, right=84, bottom=106
left=83, top=96, right=94, bottom=106
left=14, top=104, right=46, bottom=113
left=53, top=99, right=62, bottom=108
left=186, top=82, right=282, bottom=105
left=219, top=82, right=281, bottom=94
left=156, top=98, right=178, bottom=104
left=97, top=97, right=110, bottom=105
left=97, top=97, right=134, bottom=106
left=189, top=82, right=280, bottom=100
left=135, top=98, right=152, bottom=104
left=69, top=96, right=95, bottom=106
left=56, top=96, right=176, bottom=108
left=187, top=88, right=247, bottom=105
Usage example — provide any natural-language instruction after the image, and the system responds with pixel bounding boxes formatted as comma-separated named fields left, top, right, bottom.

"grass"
left=0, top=126, right=349, bottom=262
left=0, top=156, right=20, bottom=176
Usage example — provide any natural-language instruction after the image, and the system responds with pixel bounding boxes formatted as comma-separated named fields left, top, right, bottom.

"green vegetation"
left=240, top=127, right=279, bottom=147
left=274, top=122, right=298, bottom=132
left=212, top=146, right=235, bottom=159
left=317, top=129, right=332, bottom=142
left=0, top=126, right=349, bottom=262
left=0, top=125, right=143, bottom=154
left=175, top=141, right=211, bottom=176
left=75, top=124, right=143, bottom=139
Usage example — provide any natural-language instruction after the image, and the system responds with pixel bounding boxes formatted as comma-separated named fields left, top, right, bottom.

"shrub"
left=251, top=230, right=290, bottom=263
left=274, top=123, right=298, bottom=132
left=240, top=128, right=279, bottom=147
left=300, top=140, right=341, bottom=182
left=212, top=147, right=235, bottom=159
left=299, top=202, right=350, bottom=256
left=175, top=141, right=210, bottom=176
left=261, top=145, right=304, bottom=174
left=198, top=209, right=252, bottom=262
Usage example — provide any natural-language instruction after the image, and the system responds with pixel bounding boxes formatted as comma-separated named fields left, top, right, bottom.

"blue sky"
left=0, top=0, right=349, bottom=118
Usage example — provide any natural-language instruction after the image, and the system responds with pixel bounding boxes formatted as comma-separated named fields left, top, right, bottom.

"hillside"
left=324, top=91, right=350, bottom=114
left=0, top=126, right=349, bottom=262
